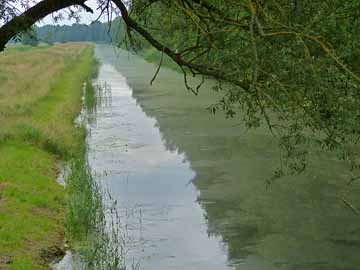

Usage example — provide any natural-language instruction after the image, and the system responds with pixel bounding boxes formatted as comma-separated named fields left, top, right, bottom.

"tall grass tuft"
left=85, top=58, right=101, bottom=114
left=85, top=80, right=97, bottom=112
left=65, top=56, right=133, bottom=270
left=65, top=157, right=132, bottom=270
left=65, top=158, right=101, bottom=241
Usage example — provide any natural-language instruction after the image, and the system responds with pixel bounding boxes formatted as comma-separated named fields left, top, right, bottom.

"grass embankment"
left=0, top=44, right=95, bottom=270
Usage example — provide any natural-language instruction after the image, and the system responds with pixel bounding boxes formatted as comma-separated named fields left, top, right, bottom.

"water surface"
left=88, top=53, right=232, bottom=270
left=93, top=45, right=360, bottom=270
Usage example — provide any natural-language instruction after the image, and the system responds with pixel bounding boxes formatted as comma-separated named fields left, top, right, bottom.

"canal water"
left=87, top=48, right=233, bottom=270
left=82, top=45, right=360, bottom=270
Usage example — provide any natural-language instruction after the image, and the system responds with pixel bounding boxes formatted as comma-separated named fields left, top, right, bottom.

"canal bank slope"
left=0, top=44, right=95, bottom=270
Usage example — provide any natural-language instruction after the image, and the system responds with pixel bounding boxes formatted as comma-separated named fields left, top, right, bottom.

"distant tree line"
left=20, top=27, right=40, bottom=46
left=37, top=21, right=107, bottom=44
left=21, top=18, right=125, bottom=45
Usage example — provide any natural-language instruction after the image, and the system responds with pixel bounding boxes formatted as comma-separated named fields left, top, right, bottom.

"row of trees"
left=17, top=18, right=125, bottom=46
left=37, top=20, right=118, bottom=44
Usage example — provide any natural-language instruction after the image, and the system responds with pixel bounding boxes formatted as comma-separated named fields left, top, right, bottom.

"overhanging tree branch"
left=111, top=0, right=251, bottom=91
left=0, top=0, right=93, bottom=51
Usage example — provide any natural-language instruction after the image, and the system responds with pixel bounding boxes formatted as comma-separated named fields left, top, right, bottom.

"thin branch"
left=342, top=197, right=360, bottom=215
left=150, top=49, right=164, bottom=85
left=80, top=3, right=93, bottom=13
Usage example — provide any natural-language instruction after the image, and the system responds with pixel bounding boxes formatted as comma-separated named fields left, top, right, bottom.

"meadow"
left=0, top=44, right=95, bottom=269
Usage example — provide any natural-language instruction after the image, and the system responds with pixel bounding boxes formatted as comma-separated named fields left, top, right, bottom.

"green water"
left=96, top=45, right=360, bottom=270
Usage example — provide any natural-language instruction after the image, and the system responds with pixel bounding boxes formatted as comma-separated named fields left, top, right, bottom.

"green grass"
left=0, top=44, right=96, bottom=270
left=85, top=81, right=96, bottom=111
left=65, top=158, right=101, bottom=243
left=64, top=157, right=127, bottom=270
left=0, top=143, right=64, bottom=270
left=4, top=44, right=51, bottom=53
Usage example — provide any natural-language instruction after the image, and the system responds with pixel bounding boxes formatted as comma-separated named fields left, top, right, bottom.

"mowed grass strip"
left=0, top=44, right=95, bottom=270
left=0, top=44, right=85, bottom=116
left=0, top=143, right=63, bottom=270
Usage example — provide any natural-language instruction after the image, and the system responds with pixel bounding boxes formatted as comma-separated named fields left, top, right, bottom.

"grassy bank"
left=0, top=44, right=95, bottom=270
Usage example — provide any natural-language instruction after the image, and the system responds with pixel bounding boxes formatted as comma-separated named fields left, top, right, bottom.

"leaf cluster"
left=127, top=0, right=360, bottom=182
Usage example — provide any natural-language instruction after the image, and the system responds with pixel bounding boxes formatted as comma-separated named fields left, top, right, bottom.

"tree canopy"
left=20, top=26, right=39, bottom=46
left=1, top=0, right=360, bottom=188
left=126, top=1, right=360, bottom=181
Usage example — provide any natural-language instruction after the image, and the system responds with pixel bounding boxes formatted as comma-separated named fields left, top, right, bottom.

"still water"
left=88, top=49, right=232, bottom=270
left=87, top=45, right=360, bottom=270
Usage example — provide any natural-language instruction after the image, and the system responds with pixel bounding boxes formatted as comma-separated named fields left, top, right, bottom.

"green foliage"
left=128, top=0, right=360, bottom=181
left=43, top=31, right=53, bottom=45
left=36, top=18, right=125, bottom=44
left=20, top=27, right=39, bottom=47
